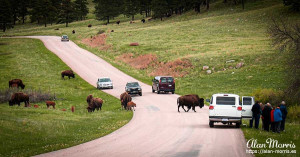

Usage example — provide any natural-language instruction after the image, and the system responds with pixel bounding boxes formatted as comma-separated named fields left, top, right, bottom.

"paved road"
left=27, top=36, right=251, bottom=157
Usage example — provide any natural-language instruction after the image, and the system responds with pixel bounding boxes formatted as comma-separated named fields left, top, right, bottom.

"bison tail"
left=177, top=98, right=179, bottom=106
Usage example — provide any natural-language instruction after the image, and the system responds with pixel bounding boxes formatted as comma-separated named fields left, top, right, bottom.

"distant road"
left=26, top=36, right=251, bottom=157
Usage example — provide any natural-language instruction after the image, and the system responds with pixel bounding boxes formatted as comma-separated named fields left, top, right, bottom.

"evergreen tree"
left=0, top=0, right=13, bottom=32
left=151, top=0, right=168, bottom=21
left=20, top=0, right=29, bottom=24
left=61, top=0, right=75, bottom=27
left=283, top=0, right=300, bottom=11
left=94, top=0, right=121, bottom=24
left=124, top=0, right=140, bottom=21
left=11, top=0, right=21, bottom=25
left=74, top=0, right=89, bottom=21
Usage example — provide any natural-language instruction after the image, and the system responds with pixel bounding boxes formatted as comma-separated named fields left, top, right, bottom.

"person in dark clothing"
left=274, top=105, right=282, bottom=133
left=280, top=101, right=287, bottom=131
left=262, top=103, right=272, bottom=131
left=250, top=101, right=261, bottom=129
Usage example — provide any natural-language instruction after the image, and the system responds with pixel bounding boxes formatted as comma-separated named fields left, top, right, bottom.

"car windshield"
left=62, top=35, right=68, bottom=39
left=161, top=77, right=174, bottom=83
left=99, top=78, right=111, bottom=82
left=243, top=98, right=252, bottom=105
left=127, top=82, right=139, bottom=87
left=216, top=97, right=236, bottom=105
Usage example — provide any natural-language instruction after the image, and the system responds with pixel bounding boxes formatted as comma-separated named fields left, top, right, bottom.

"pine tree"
left=151, top=0, right=168, bottom=21
left=94, top=0, right=121, bottom=24
left=74, top=0, right=89, bottom=21
left=61, top=0, right=75, bottom=27
left=0, top=0, right=13, bottom=32
left=124, top=0, right=140, bottom=21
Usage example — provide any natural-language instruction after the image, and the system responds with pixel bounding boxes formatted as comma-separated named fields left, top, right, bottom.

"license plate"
left=168, top=85, right=172, bottom=87
left=222, top=118, right=229, bottom=122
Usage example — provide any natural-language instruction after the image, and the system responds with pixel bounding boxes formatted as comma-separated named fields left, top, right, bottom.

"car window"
left=160, top=77, right=167, bottom=83
left=127, top=82, right=139, bottom=87
left=167, top=77, right=174, bottom=83
left=216, top=97, right=236, bottom=105
left=243, top=97, right=252, bottom=105
left=100, top=78, right=111, bottom=82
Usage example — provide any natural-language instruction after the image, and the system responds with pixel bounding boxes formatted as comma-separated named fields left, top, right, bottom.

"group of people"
left=250, top=101, right=288, bottom=133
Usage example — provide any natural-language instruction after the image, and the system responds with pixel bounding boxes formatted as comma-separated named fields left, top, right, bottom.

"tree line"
left=0, top=0, right=89, bottom=32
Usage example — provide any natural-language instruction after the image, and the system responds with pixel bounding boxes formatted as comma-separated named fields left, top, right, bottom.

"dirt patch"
left=116, top=53, right=157, bottom=70
left=117, top=53, right=193, bottom=77
left=150, top=59, right=194, bottom=77
left=81, top=34, right=111, bottom=50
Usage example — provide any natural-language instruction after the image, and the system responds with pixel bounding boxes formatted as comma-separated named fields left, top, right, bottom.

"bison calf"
left=46, top=101, right=56, bottom=109
left=127, top=101, right=136, bottom=111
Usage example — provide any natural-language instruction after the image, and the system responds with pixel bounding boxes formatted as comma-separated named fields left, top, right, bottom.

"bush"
left=0, top=88, right=57, bottom=104
left=97, top=30, right=105, bottom=34
left=251, top=88, right=284, bottom=105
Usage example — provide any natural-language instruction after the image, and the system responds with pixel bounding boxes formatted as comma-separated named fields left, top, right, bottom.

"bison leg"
left=186, top=106, right=191, bottom=112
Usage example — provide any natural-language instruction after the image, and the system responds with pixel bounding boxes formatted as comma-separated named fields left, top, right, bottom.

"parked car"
left=61, top=35, right=69, bottom=41
left=241, top=96, right=255, bottom=119
left=207, top=94, right=242, bottom=128
left=152, top=76, right=175, bottom=94
left=97, top=77, right=113, bottom=89
left=125, top=82, right=142, bottom=96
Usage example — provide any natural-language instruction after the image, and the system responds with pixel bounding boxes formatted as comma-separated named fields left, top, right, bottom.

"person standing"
left=262, top=103, right=272, bottom=131
left=274, top=105, right=283, bottom=133
left=250, top=101, right=261, bottom=129
left=270, top=106, right=275, bottom=132
left=260, top=102, right=265, bottom=130
left=280, top=101, right=288, bottom=131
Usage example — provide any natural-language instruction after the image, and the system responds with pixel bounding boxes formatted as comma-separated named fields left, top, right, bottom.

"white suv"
left=208, top=94, right=242, bottom=128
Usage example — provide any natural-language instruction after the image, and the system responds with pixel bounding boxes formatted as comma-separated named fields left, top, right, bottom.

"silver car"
left=61, top=35, right=69, bottom=41
left=97, top=77, right=113, bottom=89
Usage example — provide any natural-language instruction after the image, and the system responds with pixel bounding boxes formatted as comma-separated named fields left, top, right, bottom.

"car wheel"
left=139, top=92, right=142, bottom=96
left=152, top=87, right=155, bottom=93
left=209, top=121, right=214, bottom=128
left=236, top=122, right=241, bottom=128
left=157, top=89, right=160, bottom=94
left=172, top=91, right=175, bottom=94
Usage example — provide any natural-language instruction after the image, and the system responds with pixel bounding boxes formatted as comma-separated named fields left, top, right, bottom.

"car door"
left=242, top=96, right=254, bottom=119
left=152, top=78, right=157, bottom=90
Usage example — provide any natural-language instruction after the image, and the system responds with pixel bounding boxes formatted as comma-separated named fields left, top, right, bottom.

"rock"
left=130, top=42, right=139, bottom=46
left=203, top=66, right=209, bottom=70
left=226, top=60, right=235, bottom=63
left=206, top=70, right=212, bottom=74
left=236, top=62, right=244, bottom=69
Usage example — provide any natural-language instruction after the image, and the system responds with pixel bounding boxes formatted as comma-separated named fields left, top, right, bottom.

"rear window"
left=160, top=77, right=174, bottom=83
left=99, top=78, right=111, bottom=82
left=243, top=98, right=252, bottom=105
left=216, top=97, right=236, bottom=105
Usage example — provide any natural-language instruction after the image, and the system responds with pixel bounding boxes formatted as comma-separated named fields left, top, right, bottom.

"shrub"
left=251, top=88, right=284, bottom=105
left=0, top=88, right=57, bottom=104
left=287, top=105, right=300, bottom=123
left=97, top=30, right=105, bottom=34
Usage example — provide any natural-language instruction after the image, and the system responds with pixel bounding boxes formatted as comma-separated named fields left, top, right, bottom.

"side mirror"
left=206, top=99, right=210, bottom=103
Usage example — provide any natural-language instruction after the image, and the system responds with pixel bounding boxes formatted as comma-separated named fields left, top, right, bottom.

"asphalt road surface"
left=27, top=36, right=252, bottom=157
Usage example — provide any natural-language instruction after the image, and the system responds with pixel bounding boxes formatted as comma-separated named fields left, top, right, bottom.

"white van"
left=241, top=96, right=255, bottom=119
left=208, top=94, right=242, bottom=128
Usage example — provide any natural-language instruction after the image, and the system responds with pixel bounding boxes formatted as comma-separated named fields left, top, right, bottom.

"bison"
left=177, top=94, right=204, bottom=112
left=88, top=24, right=92, bottom=27
left=127, top=101, right=136, bottom=111
left=116, top=20, right=120, bottom=25
left=46, top=101, right=56, bottom=109
left=120, top=92, right=132, bottom=109
left=141, top=19, right=145, bottom=23
left=61, top=70, right=75, bottom=79
left=9, top=92, right=29, bottom=107
left=9, top=79, right=25, bottom=89
left=86, top=94, right=103, bottom=112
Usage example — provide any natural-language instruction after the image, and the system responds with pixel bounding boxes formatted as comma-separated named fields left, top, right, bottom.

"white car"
left=97, top=77, right=113, bottom=89
left=207, top=94, right=242, bottom=128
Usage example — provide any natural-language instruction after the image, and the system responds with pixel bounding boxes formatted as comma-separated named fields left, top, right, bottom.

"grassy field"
left=0, top=38, right=132, bottom=157
left=0, top=0, right=299, bottom=156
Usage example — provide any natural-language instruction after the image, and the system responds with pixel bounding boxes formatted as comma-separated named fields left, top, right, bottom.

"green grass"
left=0, top=38, right=132, bottom=157
left=241, top=120, right=299, bottom=157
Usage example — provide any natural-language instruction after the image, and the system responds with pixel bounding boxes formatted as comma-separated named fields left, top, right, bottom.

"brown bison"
left=177, top=94, right=204, bottom=112
left=34, top=104, right=39, bottom=108
left=9, top=79, right=25, bottom=89
left=9, top=92, right=29, bottom=107
left=61, top=70, right=75, bottom=79
left=88, top=24, right=92, bottom=27
left=46, top=101, right=56, bottom=109
left=127, top=101, right=136, bottom=111
left=120, top=92, right=132, bottom=109
left=86, top=95, right=103, bottom=112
